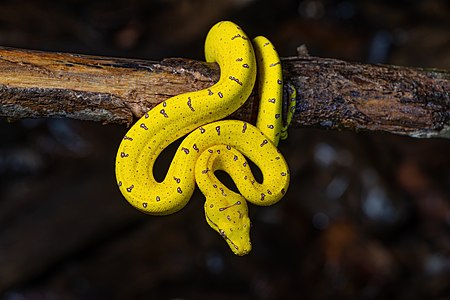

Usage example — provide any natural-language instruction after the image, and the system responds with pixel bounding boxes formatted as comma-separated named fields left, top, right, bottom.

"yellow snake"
left=115, top=21, right=295, bottom=256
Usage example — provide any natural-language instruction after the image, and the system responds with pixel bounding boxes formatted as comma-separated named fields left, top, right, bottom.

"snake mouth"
left=205, top=214, right=251, bottom=256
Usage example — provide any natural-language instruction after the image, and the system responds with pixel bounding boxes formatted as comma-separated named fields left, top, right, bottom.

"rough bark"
left=0, top=46, right=448, bottom=138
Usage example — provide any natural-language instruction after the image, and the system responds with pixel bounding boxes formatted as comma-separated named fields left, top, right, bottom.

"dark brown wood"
left=0, top=46, right=449, bottom=138
left=283, top=56, right=450, bottom=138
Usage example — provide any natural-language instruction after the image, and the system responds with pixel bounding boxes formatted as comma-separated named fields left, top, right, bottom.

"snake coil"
left=116, top=21, right=295, bottom=255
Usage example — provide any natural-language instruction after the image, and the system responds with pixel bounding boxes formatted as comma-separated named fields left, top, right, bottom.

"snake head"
left=204, top=194, right=252, bottom=256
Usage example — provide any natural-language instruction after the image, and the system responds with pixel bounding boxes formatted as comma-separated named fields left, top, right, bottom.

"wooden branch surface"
left=0, top=46, right=449, bottom=138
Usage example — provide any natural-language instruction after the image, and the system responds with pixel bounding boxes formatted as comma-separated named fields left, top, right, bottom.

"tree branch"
left=0, top=46, right=448, bottom=138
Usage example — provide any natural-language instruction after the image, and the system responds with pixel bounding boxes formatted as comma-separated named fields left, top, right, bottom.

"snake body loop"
left=115, top=21, right=292, bottom=255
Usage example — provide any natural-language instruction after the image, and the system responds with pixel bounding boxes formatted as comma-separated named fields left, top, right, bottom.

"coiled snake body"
left=116, top=21, right=294, bottom=255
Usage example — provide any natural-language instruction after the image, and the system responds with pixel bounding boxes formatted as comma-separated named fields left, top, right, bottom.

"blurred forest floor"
left=0, top=0, right=449, bottom=299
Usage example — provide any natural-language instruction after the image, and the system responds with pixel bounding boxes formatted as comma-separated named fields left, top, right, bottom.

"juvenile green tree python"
left=115, top=21, right=296, bottom=256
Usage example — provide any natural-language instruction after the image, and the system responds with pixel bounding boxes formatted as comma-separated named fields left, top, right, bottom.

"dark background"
left=0, top=0, right=449, bottom=299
